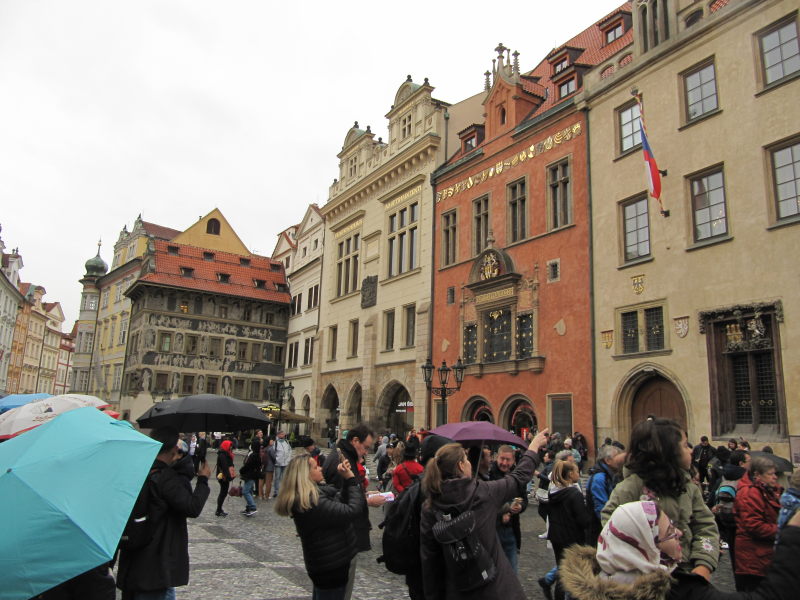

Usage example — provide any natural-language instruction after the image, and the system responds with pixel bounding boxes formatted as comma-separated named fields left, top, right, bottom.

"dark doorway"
left=320, top=385, right=340, bottom=442
left=387, top=386, right=414, bottom=436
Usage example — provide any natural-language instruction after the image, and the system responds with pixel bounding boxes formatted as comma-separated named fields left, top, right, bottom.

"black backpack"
left=377, top=477, right=422, bottom=575
left=118, top=467, right=163, bottom=551
left=431, top=488, right=496, bottom=592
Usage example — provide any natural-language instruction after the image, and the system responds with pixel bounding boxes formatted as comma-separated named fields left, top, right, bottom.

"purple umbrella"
left=431, top=421, right=526, bottom=448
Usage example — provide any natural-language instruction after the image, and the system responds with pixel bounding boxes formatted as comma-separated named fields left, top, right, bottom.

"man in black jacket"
left=488, top=445, right=528, bottom=573
left=322, top=423, right=386, bottom=600
left=194, top=432, right=208, bottom=474
left=117, top=427, right=210, bottom=600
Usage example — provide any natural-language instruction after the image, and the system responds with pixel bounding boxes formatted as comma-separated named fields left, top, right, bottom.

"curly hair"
left=625, top=417, right=686, bottom=497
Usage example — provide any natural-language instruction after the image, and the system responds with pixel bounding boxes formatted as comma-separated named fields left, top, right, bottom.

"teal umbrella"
left=0, top=392, right=51, bottom=413
left=0, top=406, right=161, bottom=599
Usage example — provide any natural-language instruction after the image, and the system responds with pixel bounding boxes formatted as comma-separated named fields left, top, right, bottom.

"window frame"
left=768, top=135, right=800, bottom=224
left=620, top=194, right=651, bottom=263
left=547, top=157, right=572, bottom=230
left=329, top=325, right=338, bottom=361
left=473, top=195, right=490, bottom=255
left=682, top=58, right=719, bottom=124
left=336, top=232, right=360, bottom=297
left=404, top=304, right=416, bottom=348
left=614, top=300, right=669, bottom=357
left=507, top=178, right=527, bottom=243
left=617, top=100, right=642, bottom=155
left=384, top=309, right=395, bottom=351
left=558, top=77, right=577, bottom=99
left=688, top=165, right=728, bottom=243
left=387, top=201, right=419, bottom=278
left=442, top=209, right=458, bottom=266
left=348, top=319, right=359, bottom=357
left=756, top=15, right=800, bottom=89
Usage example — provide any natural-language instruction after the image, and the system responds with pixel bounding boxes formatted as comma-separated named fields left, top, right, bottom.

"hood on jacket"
left=431, top=476, right=478, bottom=514
left=722, top=463, right=746, bottom=480
left=560, top=545, right=673, bottom=600
left=548, top=485, right=580, bottom=506
left=172, top=455, right=195, bottom=481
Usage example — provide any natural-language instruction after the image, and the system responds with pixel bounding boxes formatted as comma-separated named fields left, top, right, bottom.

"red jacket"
left=734, top=472, right=782, bottom=576
left=392, top=460, right=424, bottom=493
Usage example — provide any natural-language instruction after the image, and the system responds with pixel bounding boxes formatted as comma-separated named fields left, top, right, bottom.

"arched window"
left=640, top=5, right=649, bottom=52
left=500, top=107, right=507, bottom=125
left=685, top=10, right=702, bottom=28
left=652, top=0, right=660, bottom=46
left=206, top=218, right=221, bottom=235
left=600, top=64, right=616, bottom=79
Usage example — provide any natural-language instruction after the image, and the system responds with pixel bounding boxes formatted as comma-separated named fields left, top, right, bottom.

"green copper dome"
left=85, top=251, right=108, bottom=277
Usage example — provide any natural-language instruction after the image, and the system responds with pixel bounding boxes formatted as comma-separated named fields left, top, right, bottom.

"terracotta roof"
left=523, top=1, right=633, bottom=119
left=18, top=282, right=31, bottom=295
left=132, top=240, right=290, bottom=305
left=710, top=0, right=730, bottom=12
left=43, top=302, right=57, bottom=311
left=142, top=221, right=181, bottom=241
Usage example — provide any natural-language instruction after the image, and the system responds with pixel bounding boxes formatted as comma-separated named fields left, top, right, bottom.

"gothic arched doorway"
left=462, top=397, right=494, bottom=423
left=386, top=385, right=414, bottom=436
left=503, top=396, right=537, bottom=439
left=320, top=385, right=340, bottom=442
left=631, top=375, right=687, bottom=431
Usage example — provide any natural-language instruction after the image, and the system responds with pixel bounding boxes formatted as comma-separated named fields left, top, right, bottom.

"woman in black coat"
left=215, top=440, right=235, bottom=517
left=275, top=452, right=365, bottom=600
left=547, top=460, right=591, bottom=561
left=560, top=500, right=800, bottom=600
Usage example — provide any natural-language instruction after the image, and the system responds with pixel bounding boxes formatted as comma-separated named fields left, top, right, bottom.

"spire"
left=512, top=50, right=520, bottom=77
left=484, top=70, right=491, bottom=92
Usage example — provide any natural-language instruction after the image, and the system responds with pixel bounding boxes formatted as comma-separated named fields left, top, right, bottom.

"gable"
left=171, top=208, right=251, bottom=256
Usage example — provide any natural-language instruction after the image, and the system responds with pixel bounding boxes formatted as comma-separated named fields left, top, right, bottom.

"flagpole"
left=632, top=89, right=669, bottom=217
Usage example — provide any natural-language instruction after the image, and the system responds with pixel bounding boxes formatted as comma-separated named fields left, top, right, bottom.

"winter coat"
left=488, top=461, right=529, bottom=550
left=322, top=439, right=371, bottom=551
left=292, top=479, right=365, bottom=589
left=216, top=448, right=235, bottom=482
left=274, top=438, right=293, bottom=467
left=548, top=485, right=591, bottom=550
left=195, top=437, right=208, bottom=461
left=559, top=527, right=800, bottom=600
left=691, top=444, right=715, bottom=467
left=601, top=468, right=719, bottom=573
left=419, top=449, right=541, bottom=600
left=239, top=448, right=262, bottom=481
left=261, top=444, right=276, bottom=473
left=117, top=460, right=210, bottom=593
left=734, top=472, right=781, bottom=576
left=777, top=487, right=800, bottom=542
left=393, top=460, right=424, bottom=493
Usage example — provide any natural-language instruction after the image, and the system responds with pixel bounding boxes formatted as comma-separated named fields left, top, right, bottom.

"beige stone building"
left=315, top=77, right=483, bottom=438
left=580, top=0, right=799, bottom=456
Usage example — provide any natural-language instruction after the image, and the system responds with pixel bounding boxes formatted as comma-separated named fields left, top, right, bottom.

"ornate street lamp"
left=422, top=357, right=465, bottom=426
left=276, top=381, right=294, bottom=433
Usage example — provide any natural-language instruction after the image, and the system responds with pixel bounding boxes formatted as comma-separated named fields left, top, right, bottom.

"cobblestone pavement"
left=171, top=452, right=735, bottom=599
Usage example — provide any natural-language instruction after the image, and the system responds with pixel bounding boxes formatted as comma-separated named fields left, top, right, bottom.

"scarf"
left=596, top=501, right=678, bottom=584
left=219, top=440, right=234, bottom=460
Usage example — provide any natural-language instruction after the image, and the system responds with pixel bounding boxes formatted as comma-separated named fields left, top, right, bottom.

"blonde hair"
left=422, top=443, right=466, bottom=502
left=274, top=454, right=320, bottom=517
left=552, top=460, right=578, bottom=488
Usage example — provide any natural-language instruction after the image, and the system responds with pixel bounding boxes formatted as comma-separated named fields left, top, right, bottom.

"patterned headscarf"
left=596, top=501, right=678, bottom=584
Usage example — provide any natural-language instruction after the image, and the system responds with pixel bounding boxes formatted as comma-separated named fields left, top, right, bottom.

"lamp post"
left=276, top=381, right=294, bottom=433
left=421, top=357, right=465, bottom=426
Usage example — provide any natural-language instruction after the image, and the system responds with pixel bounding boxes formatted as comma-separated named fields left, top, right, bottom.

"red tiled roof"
left=132, top=240, right=290, bottom=305
left=43, top=302, right=57, bottom=311
left=142, top=221, right=181, bottom=241
left=710, top=0, right=730, bottom=12
left=523, top=2, right=633, bottom=119
left=18, top=282, right=31, bottom=295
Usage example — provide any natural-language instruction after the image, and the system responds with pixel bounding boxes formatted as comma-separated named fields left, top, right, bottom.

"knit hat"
left=420, top=434, right=454, bottom=466
left=596, top=501, right=677, bottom=584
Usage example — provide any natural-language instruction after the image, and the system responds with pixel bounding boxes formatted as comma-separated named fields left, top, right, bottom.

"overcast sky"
left=0, top=0, right=624, bottom=326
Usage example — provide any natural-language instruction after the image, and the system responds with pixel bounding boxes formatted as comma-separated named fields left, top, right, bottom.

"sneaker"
left=215, top=510, right=228, bottom=517
left=244, top=509, right=258, bottom=517
left=720, top=541, right=729, bottom=549
left=538, top=577, right=553, bottom=600
left=538, top=532, right=548, bottom=539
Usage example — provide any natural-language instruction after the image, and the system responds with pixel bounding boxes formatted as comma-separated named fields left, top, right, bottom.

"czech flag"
left=641, top=127, right=661, bottom=200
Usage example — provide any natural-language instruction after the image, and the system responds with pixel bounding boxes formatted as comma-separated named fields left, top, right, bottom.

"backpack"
left=714, top=477, right=740, bottom=535
left=377, top=476, right=422, bottom=575
left=118, top=467, right=163, bottom=551
left=431, top=488, right=496, bottom=592
left=585, top=468, right=610, bottom=546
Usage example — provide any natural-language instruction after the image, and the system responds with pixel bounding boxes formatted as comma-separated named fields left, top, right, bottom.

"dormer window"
left=554, top=58, right=569, bottom=74
left=401, top=113, right=412, bottom=139
left=276, top=283, right=289, bottom=293
left=217, top=273, right=230, bottom=283
left=605, top=22, right=624, bottom=44
left=167, top=245, right=179, bottom=255
left=239, top=258, right=250, bottom=266
left=203, top=251, right=214, bottom=261
left=254, top=279, right=266, bottom=289
left=463, top=136, right=476, bottom=152
left=180, top=267, right=194, bottom=278
left=559, top=78, right=577, bottom=98
left=270, top=263, right=281, bottom=272
left=206, top=218, right=221, bottom=235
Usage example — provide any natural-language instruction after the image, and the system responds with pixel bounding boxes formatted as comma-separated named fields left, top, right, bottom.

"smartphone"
left=379, top=491, right=395, bottom=502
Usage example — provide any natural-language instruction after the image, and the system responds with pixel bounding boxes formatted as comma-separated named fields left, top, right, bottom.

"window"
left=217, top=273, right=230, bottom=283
left=483, top=309, right=511, bottom=362
left=606, top=23, right=624, bottom=44
left=684, top=62, right=718, bottom=121
left=759, top=18, right=800, bottom=86
left=685, top=10, right=702, bottom=28
left=329, top=325, right=338, bottom=360
left=307, top=284, right=320, bottom=309
left=239, top=257, right=250, bottom=266
left=473, top=196, right=489, bottom=255
left=254, top=279, right=266, bottom=289
left=691, top=168, right=727, bottom=241
left=155, top=373, right=169, bottom=393
left=114, top=284, right=123, bottom=303
left=387, top=202, right=419, bottom=277
left=206, top=218, right=221, bottom=235
left=182, top=375, right=195, bottom=395
left=348, top=155, right=358, bottom=178
left=499, top=107, right=506, bottom=125
left=287, top=341, right=299, bottom=368
left=274, top=345, right=284, bottom=364
left=290, top=294, right=303, bottom=316
left=303, top=338, right=314, bottom=365
left=516, top=313, right=534, bottom=359
left=234, top=379, right=245, bottom=398
left=622, top=196, right=650, bottom=261
left=186, top=335, right=198, bottom=355
left=336, top=233, right=360, bottom=296
left=463, top=324, right=478, bottom=364
left=384, top=310, right=395, bottom=350
left=771, top=139, right=800, bottom=220
left=167, top=245, right=179, bottom=255
left=159, top=332, right=172, bottom=353
left=203, top=252, right=214, bottom=261
left=179, top=300, right=189, bottom=313
left=113, top=365, right=122, bottom=391
left=549, top=394, right=573, bottom=438
left=404, top=305, right=416, bottom=347
left=206, top=376, right=218, bottom=394
left=446, top=287, right=455, bottom=305
left=218, top=305, right=228, bottom=318
left=209, top=337, right=222, bottom=358
left=238, top=341, right=248, bottom=361
left=618, top=304, right=665, bottom=355
left=559, top=78, right=576, bottom=98
left=249, top=380, right=261, bottom=401
left=549, top=159, right=572, bottom=229
left=619, top=102, right=642, bottom=153
left=250, top=342, right=261, bottom=362
left=349, top=320, right=359, bottom=357
left=463, top=136, right=476, bottom=152
left=101, top=291, right=108, bottom=309
left=706, top=308, right=785, bottom=435
left=119, top=318, right=128, bottom=345
left=547, top=259, right=561, bottom=283
left=442, top=210, right=458, bottom=266
left=554, top=57, right=568, bottom=74
left=401, top=113, right=412, bottom=139
left=508, top=179, right=526, bottom=242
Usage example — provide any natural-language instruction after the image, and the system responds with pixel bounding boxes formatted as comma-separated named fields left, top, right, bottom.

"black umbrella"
left=749, top=451, right=794, bottom=473
left=136, top=394, right=269, bottom=433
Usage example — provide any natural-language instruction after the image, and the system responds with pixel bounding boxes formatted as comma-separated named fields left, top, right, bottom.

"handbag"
left=228, top=483, right=243, bottom=497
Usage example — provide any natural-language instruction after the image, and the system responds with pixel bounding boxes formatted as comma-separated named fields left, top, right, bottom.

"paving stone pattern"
left=168, top=450, right=735, bottom=599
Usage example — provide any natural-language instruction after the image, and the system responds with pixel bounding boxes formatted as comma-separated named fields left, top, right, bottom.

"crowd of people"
left=33, top=419, right=800, bottom=600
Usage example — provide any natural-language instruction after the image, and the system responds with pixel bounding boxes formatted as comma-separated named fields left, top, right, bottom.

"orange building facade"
left=431, top=15, right=633, bottom=449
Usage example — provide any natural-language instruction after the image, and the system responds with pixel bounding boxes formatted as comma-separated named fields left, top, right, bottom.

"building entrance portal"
left=631, top=375, right=687, bottom=431
left=320, top=385, right=340, bottom=443
left=506, top=398, right=536, bottom=439
left=387, top=386, right=414, bottom=437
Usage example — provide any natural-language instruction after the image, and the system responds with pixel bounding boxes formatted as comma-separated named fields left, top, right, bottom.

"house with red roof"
left=429, top=7, right=634, bottom=448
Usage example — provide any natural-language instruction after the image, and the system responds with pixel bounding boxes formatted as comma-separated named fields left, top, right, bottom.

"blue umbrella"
left=0, top=392, right=51, bottom=414
left=0, top=406, right=161, bottom=599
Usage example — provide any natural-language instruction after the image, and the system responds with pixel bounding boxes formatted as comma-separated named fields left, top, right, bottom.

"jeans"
left=243, top=479, right=257, bottom=510
left=544, top=565, right=558, bottom=585
left=497, top=526, right=518, bottom=572
left=273, top=465, right=286, bottom=495
left=131, top=589, right=176, bottom=600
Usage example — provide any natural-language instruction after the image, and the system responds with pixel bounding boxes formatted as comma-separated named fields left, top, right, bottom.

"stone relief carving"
left=361, top=275, right=378, bottom=308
